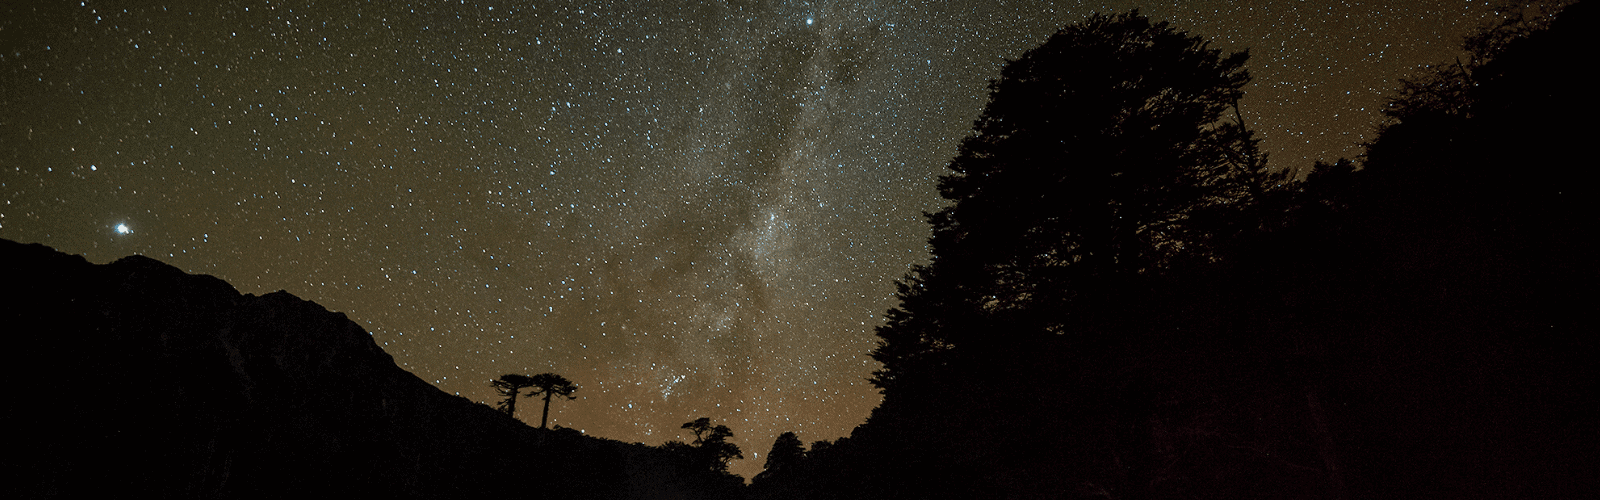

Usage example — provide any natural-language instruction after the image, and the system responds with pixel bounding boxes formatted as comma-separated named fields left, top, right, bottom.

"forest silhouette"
left=6, top=4, right=1594, bottom=499
left=748, top=5, right=1593, bottom=500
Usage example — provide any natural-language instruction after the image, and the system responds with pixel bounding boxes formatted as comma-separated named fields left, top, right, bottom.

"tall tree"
left=859, top=11, right=1278, bottom=499
left=872, top=10, right=1269, bottom=391
left=526, top=373, right=578, bottom=429
left=489, top=374, right=536, bottom=418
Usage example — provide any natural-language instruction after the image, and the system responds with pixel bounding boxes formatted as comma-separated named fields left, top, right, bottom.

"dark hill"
left=2, top=239, right=728, bottom=499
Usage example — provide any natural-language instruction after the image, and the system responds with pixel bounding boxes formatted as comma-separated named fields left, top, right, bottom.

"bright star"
left=115, top=223, right=131, bottom=235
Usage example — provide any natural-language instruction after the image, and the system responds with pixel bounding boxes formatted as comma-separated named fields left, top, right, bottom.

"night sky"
left=3, top=0, right=1498, bottom=479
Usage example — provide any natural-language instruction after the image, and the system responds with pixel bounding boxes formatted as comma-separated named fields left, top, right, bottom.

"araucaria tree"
left=526, top=373, right=578, bottom=429
left=871, top=11, right=1270, bottom=391
left=489, top=374, right=536, bottom=418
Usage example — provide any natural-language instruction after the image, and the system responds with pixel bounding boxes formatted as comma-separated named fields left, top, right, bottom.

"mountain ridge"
left=3, top=239, right=736, bottom=499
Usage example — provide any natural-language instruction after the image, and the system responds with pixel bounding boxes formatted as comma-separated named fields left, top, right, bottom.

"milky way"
left=2, top=0, right=1499, bottom=479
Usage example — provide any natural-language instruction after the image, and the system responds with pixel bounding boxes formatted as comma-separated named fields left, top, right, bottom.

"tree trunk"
left=541, top=392, right=552, bottom=429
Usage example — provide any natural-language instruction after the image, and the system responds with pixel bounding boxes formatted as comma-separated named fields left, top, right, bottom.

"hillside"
left=2, top=239, right=737, bottom=499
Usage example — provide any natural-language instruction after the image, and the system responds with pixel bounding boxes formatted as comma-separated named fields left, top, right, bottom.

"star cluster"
left=2, top=0, right=1497, bottom=480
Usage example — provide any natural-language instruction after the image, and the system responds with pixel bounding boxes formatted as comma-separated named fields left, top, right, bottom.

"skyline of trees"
left=479, top=7, right=1591, bottom=495
left=753, top=2, right=1591, bottom=498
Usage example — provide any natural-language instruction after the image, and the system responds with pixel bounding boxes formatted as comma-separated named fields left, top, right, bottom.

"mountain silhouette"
left=3, top=239, right=723, bottom=499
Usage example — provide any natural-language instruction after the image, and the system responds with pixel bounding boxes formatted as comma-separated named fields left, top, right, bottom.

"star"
left=0, top=0, right=1508, bottom=481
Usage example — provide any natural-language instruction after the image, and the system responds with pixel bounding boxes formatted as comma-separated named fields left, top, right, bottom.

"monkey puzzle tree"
left=526, top=373, right=578, bottom=429
left=489, top=374, right=536, bottom=419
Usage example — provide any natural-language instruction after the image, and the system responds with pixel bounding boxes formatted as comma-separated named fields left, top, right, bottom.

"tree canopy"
left=678, top=417, right=744, bottom=474
left=761, top=431, right=805, bottom=474
left=525, top=373, right=578, bottom=429
left=489, top=374, right=537, bottom=418
left=871, top=10, right=1272, bottom=393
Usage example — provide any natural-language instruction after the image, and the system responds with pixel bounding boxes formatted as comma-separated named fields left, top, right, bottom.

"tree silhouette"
left=525, top=373, right=578, bottom=429
left=1385, top=0, right=1574, bottom=122
left=752, top=431, right=805, bottom=485
left=745, top=5, right=1598, bottom=498
left=872, top=9, right=1271, bottom=393
left=679, top=417, right=743, bottom=473
left=762, top=431, right=804, bottom=473
left=489, top=374, right=536, bottom=418
left=858, top=10, right=1281, bottom=499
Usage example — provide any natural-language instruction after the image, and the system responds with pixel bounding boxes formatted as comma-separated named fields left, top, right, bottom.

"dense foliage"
left=753, top=4, right=1593, bottom=499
